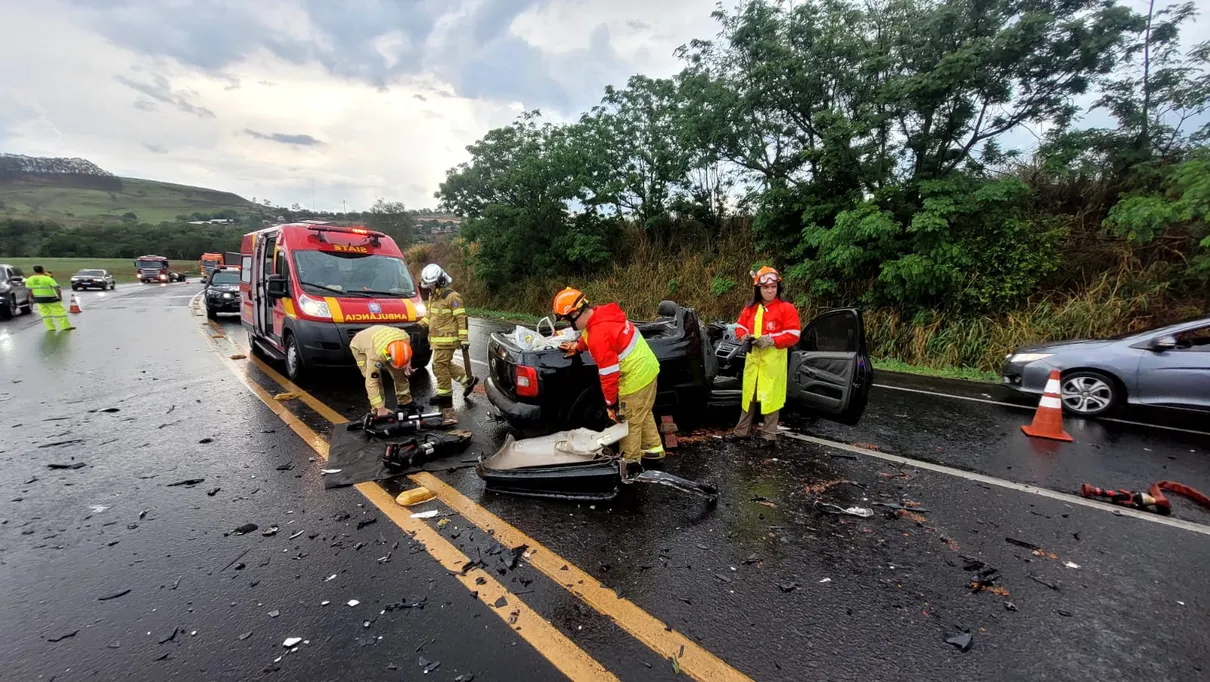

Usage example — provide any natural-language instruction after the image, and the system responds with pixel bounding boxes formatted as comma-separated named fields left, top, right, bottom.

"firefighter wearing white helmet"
left=418, top=264, right=478, bottom=415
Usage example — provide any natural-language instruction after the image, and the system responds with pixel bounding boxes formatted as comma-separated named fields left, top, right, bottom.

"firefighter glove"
left=559, top=341, right=579, bottom=357
left=755, top=336, right=775, bottom=348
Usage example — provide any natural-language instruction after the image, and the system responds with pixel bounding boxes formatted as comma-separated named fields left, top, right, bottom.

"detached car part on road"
left=478, top=422, right=718, bottom=501
left=486, top=300, right=873, bottom=431
left=1002, top=316, right=1210, bottom=416
left=70, top=269, right=115, bottom=291
left=239, top=223, right=431, bottom=382
left=0, top=264, right=34, bottom=320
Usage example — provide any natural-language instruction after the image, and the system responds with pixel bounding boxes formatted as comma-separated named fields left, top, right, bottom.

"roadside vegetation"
left=430, top=0, right=1210, bottom=373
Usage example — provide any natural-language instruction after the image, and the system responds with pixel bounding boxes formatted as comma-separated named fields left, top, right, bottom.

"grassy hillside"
left=2, top=257, right=201, bottom=283
left=0, top=174, right=258, bottom=225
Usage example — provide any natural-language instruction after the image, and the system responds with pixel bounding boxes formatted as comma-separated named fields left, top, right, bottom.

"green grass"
left=872, top=357, right=998, bottom=383
left=466, top=307, right=550, bottom=326
left=0, top=175, right=257, bottom=225
left=1, top=257, right=201, bottom=283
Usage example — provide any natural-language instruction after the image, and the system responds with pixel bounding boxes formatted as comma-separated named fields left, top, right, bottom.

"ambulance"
left=239, top=223, right=430, bottom=381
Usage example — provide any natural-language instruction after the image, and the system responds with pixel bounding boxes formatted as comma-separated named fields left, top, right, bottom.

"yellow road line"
left=250, top=355, right=350, bottom=425
left=199, top=330, right=617, bottom=681
left=413, top=473, right=752, bottom=682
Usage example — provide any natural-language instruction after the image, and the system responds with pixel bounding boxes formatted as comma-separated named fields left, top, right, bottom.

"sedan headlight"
left=298, top=293, right=332, bottom=319
left=222, top=293, right=233, bottom=299
left=1009, top=353, right=1053, bottom=363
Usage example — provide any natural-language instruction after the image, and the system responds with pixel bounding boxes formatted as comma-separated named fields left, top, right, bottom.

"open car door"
left=784, top=308, right=873, bottom=425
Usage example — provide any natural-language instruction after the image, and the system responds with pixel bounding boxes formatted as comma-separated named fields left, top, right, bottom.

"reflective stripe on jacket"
left=420, top=288, right=468, bottom=348
left=25, top=274, right=61, bottom=303
left=737, top=298, right=801, bottom=414
left=575, top=303, right=659, bottom=405
left=349, top=325, right=411, bottom=408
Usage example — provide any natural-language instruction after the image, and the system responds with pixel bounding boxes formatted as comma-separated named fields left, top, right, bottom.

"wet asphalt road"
left=2, top=283, right=1208, bottom=681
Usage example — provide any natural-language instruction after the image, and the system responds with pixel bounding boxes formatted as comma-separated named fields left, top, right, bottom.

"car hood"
left=1014, top=339, right=1115, bottom=354
left=208, top=284, right=240, bottom=293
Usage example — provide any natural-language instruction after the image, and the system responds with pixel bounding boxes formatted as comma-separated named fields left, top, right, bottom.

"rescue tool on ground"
left=418, top=263, right=479, bottom=418
left=553, top=287, right=664, bottom=463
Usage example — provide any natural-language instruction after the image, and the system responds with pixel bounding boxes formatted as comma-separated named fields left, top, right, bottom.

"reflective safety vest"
left=420, top=288, right=468, bottom=348
left=25, top=274, right=61, bottom=303
left=736, top=298, right=801, bottom=414
left=575, top=303, right=659, bottom=405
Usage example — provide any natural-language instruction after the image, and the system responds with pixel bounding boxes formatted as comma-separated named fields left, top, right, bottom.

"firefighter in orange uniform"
left=554, top=288, right=664, bottom=463
left=729, top=267, right=800, bottom=442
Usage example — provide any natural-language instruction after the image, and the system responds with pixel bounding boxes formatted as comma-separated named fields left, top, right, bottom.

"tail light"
left=515, top=365, right=539, bottom=397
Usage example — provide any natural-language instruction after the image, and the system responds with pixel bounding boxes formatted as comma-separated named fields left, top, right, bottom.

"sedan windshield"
left=292, top=251, right=417, bottom=298
left=210, top=271, right=240, bottom=285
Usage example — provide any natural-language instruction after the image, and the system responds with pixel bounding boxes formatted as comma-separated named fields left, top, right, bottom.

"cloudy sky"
left=1, top=0, right=1206, bottom=212
left=0, top=0, right=720, bottom=211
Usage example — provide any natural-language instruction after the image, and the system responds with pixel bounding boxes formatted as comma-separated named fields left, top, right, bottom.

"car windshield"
left=136, top=260, right=165, bottom=269
left=1109, top=316, right=1210, bottom=341
left=292, top=251, right=417, bottom=298
left=210, top=271, right=240, bottom=285
left=76, top=270, right=104, bottom=276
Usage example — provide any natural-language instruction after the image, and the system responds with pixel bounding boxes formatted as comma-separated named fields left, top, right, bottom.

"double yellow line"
left=196, top=309, right=752, bottom=682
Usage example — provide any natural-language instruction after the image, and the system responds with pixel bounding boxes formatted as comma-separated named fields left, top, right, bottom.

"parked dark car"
left=1001, top=317, right=1210, bottom=416
left=70, top=269, right=116, bottom=290
left=204, top=267, right=242, bottom=319
left=0, top=264, right=34, bottom=320
left=485, top=301, right=873, bottom=432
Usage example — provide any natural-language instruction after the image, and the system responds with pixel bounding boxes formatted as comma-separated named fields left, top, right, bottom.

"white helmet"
left=420, top=263, right=450, bottom=288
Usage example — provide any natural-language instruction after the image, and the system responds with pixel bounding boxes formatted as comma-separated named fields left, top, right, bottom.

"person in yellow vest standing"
left=348, top=325, right=414, bottom=417
left=554, top=288, right=664, bottom=463
left=728, top=267, right=800, bottom=442
left=26, top=265, right=75, bottom=332
left=418, top=264, right=478, bottom=419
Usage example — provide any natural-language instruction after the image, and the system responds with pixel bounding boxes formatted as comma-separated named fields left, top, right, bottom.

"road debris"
left=283, top=637, right=303, bottom=648
left=1005, top=601, right=1018, bottom=612
left=268, top=610, right=280, bottom=618
left=273, top=392, right=299, bottom=401
left=348, top=600, right=360, bottom=607
left=321, top=469, right=342, bottom=475
left=199, top=438, right=214, bottom=444
left=324, top=574, right=337, bottom=582
left=1057, top=609, right=1073, bottom=617
left=1028, top=574, right=1060, bottom=591
left=777, top=582, right=800, bottom=593
left=158, top=628, right=178, bottom=644
left=398, top=487, right=436, bottom=506
left=167, top=478, right=205, bottom=487
left=238, top=631, right=253, bottom=641
left=262, top=526, right=279, bottom=537
left=814, top=501, right=873, bottom=518
left=207, top=488, right=221, bottom=496
left=97, top=589, right=131, bottom=601
left=233, top=523, right=258, bottom=535
left=46, top=462, right=86, bottom=470
left=38, top=439, right=85, bottom=449
left=411, top=510, right=440, bottom=519
left=288, top=530, right=305, bottom=540
left=1064, top=561, right=1080, bottom=569
left=89, top=505, right=109, bottom=513
left=818, top=578, right=832, bottom=583
left=46, top=630, right=79, bottom=643
left=419, top=656, right=441, bottom=674
left=139, top=509, right=150, bottom=519
left=945, top=631, right=973, bottom=652
left=356, top=518, right=378, bottom=530
left=229, top=354, right=247, bottom=360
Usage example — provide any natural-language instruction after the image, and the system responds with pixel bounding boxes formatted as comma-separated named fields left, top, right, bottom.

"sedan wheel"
left=1060, top=371, right=1117, bottom=417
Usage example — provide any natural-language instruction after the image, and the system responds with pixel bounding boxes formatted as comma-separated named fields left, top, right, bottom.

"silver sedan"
left=1001, top=317, right=1210, bottom=416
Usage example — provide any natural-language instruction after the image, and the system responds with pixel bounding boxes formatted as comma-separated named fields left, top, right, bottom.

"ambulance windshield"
left=292, top=251, right=417, bottom=298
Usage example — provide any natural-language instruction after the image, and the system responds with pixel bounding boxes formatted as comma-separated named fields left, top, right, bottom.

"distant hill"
left=0, top=153, right=259, bottom=225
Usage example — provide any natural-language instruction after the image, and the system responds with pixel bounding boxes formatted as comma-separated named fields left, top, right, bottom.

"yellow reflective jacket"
left=420, top=288, right=468, bottom=348
left=349, top=325, right=410, bottom=408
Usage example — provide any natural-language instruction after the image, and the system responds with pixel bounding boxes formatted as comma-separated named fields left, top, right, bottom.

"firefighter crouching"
left=419, top=264, right=479, bottom=419
left=349, top=325, right=414, bottom=418
left=554, top=288, right=664, bottom=463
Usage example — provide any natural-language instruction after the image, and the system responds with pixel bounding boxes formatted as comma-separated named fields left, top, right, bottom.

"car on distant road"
left=1001, top=317, right=1210, bottom=416
left=204, top=267, right=241, bottom=319
left=0, top=264, right=34, bottom=320
left=70, top=269, right=115, bottom=291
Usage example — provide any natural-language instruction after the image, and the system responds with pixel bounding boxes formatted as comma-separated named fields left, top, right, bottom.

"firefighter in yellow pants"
left=349, top=325, right=414, bottom=417
left=26, top=265, right=75, bottom=332
left=418, top=265, right=478, bottom=418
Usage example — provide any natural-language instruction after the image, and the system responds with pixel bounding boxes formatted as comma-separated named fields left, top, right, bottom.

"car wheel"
left=71, top=285, right=79, bottom=291
left=19, top=296, right=32, bottom=315
left=110, top=282, right=116, bottom=290
left=0, top=295, right=15, bottom=320
left=1060, top=370, right=1118, bottom=417
left=206, top=305, right=217, bottom=320
left=285, top=333, right=306, bottom=382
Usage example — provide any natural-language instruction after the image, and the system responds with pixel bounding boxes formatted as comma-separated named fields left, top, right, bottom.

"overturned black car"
left=484, top=301, right=873, bottom=433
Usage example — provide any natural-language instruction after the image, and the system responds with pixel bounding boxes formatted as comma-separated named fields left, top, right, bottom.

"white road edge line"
left=784, top=432, right=1210, bottom=537
left=874, top=383, right=1210, bottom=437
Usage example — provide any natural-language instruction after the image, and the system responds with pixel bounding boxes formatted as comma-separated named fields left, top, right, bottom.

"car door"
left=1136, top=322, right=1210, bottom=410
left=9, top=267, right=30, bottom=304
left=782, top=308, right=873, bottom=425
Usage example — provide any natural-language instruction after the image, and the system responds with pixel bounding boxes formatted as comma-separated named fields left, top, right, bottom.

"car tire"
left=1060, top=370, right=1119, bottom=417
left=0, top=295, right=14, bottom=320
left=412, top=347, right=433, bottom=371
left=207, top=306, right=217, bottom=320
left=72, top=285, right=79, bottom=291
left=19, top=297, right=32, bottom=315
left=110, top=282, right=116, bottom=290
left=284, top=332, right=307, bottom=382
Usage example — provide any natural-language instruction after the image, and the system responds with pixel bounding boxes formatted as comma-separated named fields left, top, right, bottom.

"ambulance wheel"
left=285, top=332, right=307, bottom=382
left=412, top=347, right=432, bottom=370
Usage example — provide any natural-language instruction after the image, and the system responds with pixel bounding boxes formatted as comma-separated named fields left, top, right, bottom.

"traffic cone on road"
left=68, top=295, right=82, bottom=314
left=1021, top=369, right=1072, bottom=442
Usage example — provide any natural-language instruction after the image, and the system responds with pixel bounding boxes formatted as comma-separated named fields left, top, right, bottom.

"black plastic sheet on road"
left=324, top=426, right=469, bottom=489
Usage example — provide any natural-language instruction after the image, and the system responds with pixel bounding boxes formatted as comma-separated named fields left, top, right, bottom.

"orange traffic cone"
left=68, top=295, right=82, bottom=314
left=1021, top=369, right=1072, bottom=442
